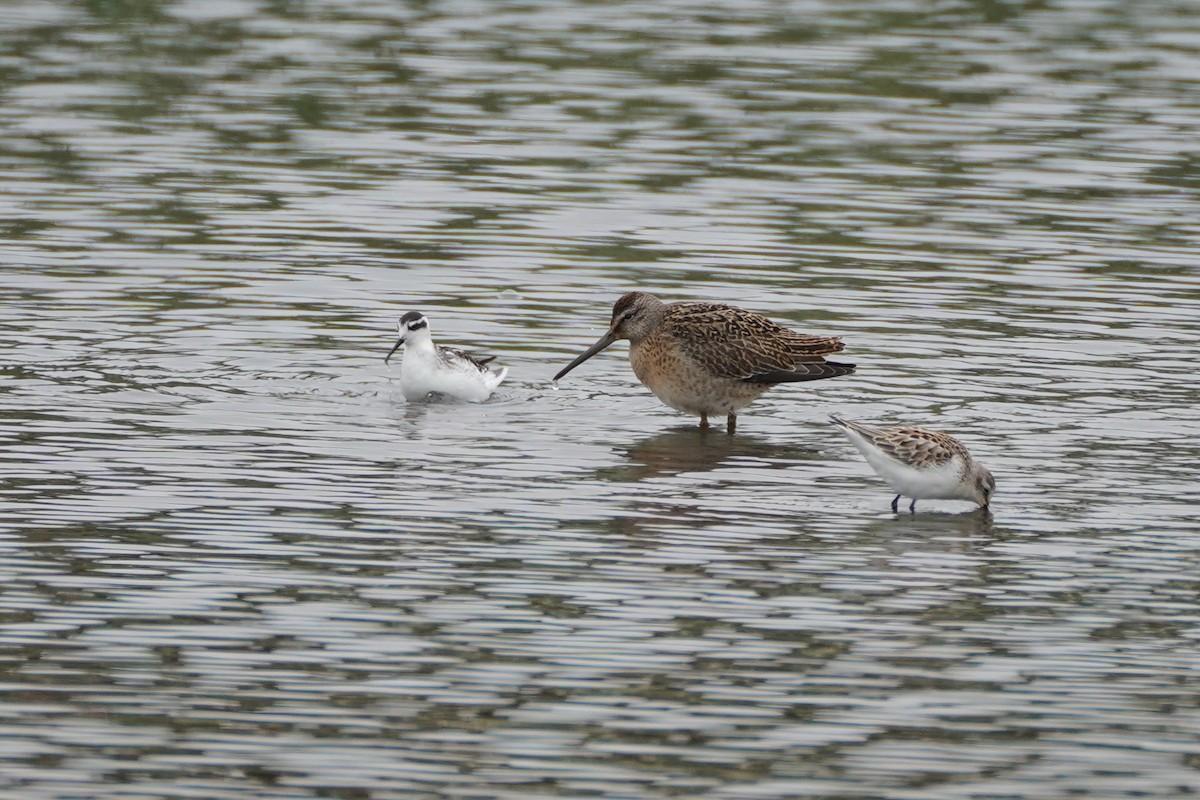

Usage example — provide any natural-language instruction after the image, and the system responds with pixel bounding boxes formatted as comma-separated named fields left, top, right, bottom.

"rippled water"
left=2, top=1, right=1200, bottom=797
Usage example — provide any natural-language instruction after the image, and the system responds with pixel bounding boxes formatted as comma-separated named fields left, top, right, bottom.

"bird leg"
left=909, top=498, right=917, bottom=513
left=699, top=413, right=709, bottom=429
left=891, top=494, right=900, bottom=513
left=726, top=414, right=737, bottom=434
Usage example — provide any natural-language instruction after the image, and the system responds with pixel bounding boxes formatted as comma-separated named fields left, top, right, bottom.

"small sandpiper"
left=385, top=312, right=507, bottom=403
left=829, top=414, right=994, bottom=512
left=554, top=291, right=855, bottom=432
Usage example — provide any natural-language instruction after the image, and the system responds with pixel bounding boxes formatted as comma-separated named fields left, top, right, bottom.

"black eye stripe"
left=406, top=320, right=428, bottom=331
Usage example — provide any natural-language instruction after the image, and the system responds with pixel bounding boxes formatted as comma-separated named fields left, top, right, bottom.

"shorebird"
left=829, top=414, right=994, bottom=512
left=385, top=312, right=507, bottom=403
left=554, top=291, right=855, bottom=432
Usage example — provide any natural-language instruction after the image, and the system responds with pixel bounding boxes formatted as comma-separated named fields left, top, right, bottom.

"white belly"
left=400, top=354, right=505, bottom=403
left=847, top=431, right=968, bottom=500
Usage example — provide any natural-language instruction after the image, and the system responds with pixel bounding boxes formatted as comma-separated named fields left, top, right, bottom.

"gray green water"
left=2, top=1, right=1199, bottom=797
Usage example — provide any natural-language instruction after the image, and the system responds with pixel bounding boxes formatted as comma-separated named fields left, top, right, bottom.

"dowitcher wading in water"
left=385, top=312, right=507, bottom=403
left=830, top=414, right=994, bottom=512
left=554, top=292, right=855, bottom=432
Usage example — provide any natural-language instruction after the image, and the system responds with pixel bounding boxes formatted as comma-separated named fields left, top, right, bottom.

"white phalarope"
left=385, top=312, right=507, bottom=403
left=830, top=414, right=994, bottom=512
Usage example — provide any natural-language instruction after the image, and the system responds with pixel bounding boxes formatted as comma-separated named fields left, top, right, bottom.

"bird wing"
left=439, top=345, right=497, bottom=372
left=872, top=427, right=964, bottom=468
left=665, top=302, right=851, bottom=383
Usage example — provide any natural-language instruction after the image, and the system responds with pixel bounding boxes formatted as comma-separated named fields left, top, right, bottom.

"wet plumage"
left=829, top=414, right=994, bottom=512
left=555, top=292, right=855, bottom=432
left=385, top=312, right=507, bottom=403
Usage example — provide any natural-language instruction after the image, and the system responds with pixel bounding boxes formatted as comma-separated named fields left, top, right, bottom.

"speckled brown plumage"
left=656, top=301, right=851, bottom=383
left=831, top=417, right=967, bottom=470
left=555, top=291, right=856, bottom=432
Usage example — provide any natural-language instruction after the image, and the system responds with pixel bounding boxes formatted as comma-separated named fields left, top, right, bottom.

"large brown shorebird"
left=554, top=291, right=855, bottom=432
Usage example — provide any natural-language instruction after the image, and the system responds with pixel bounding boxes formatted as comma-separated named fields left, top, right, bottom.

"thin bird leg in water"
left=891, top=494, right=900, bottom=513
left=727, top=414, right=737, bottom=434
left=699, top=413, right=708, bottom=429
left=909, top=498, right=917, bottom=513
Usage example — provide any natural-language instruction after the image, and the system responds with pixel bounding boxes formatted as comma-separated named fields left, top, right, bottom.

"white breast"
left=399, top=347, right=506, bottom=403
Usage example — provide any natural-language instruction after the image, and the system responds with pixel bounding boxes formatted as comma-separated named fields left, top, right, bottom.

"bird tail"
left=829, top=414, right=886, bottom=439
left=743, top=360, right=855, bottom=384
left=824, top=360, right=856, bottom=378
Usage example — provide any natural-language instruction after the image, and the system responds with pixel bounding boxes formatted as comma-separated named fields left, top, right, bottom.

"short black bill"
left=384, top=338, right=403, bottom=364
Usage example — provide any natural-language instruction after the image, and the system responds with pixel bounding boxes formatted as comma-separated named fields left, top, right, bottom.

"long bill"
left=553, top=331, right=618, bottom=381
left=384, top=338, right=404, bottom=365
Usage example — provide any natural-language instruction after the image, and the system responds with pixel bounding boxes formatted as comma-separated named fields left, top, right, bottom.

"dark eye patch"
left=406, top=319, right=428, bottom=331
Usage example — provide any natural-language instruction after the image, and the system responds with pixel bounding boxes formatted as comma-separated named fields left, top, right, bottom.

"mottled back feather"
left=663, top=302, right=852, bottom=383
left=839, top=418, right=969, bottom=469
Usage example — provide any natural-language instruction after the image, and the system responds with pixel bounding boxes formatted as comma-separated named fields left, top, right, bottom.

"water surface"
left=2, top=1, right=1199, bottom=798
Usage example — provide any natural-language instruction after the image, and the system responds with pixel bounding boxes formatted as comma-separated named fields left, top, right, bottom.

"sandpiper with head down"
left=830, top=414, right=994, bottom=512
left=554, top=292, right=855, bottom=432
left=385, top=312, right=507, bottom=403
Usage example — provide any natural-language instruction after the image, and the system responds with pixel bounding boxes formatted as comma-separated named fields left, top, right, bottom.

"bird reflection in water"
left=599, top=426, right=820, bottom=482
